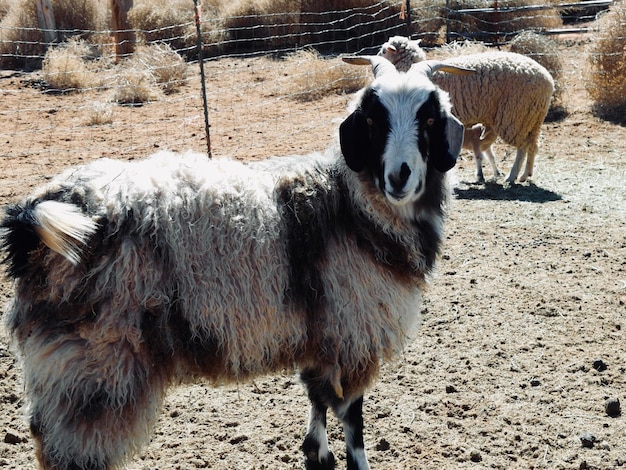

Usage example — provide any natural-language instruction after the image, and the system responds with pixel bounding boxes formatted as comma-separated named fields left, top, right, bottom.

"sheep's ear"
left=432, top=114, right=464, bottom=173
left=339, top=110, right=370, bottom=172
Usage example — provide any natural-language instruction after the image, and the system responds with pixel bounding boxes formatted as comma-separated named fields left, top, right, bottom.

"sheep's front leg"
left=519, top=149, right=537, bottom=182
left=303, top=399, right=335, bottom=469
left=506, top=148, right=527, bottom=183
left=484, top=145, right=502, bottom=179
left=301, top=369, right=336, bottom=469
left=335, top=396, right=370, bottom=470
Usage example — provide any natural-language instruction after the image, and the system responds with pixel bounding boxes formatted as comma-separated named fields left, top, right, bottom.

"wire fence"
left=0, top=0, right=621, bottom=181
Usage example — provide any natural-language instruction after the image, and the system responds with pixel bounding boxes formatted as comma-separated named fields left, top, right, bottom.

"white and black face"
left=340, top=74, right=462, bottom=208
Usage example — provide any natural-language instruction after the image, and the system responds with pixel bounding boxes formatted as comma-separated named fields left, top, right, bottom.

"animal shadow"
left=453, top=180, right=562, bottom=203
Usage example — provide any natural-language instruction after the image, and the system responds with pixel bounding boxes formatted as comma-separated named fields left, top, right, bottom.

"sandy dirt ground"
left=0, top=38, right=625, bottom=470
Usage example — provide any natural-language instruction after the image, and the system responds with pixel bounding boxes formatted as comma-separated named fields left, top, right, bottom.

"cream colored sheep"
left=379, top=37, right=555, bottom=183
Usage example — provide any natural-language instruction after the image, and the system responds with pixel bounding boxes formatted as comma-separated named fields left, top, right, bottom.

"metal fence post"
left=193, top=0, right=212, bottom=159
left=405, top=0, right=412, bottom=36
left=445, top=0, right=451, bottom=43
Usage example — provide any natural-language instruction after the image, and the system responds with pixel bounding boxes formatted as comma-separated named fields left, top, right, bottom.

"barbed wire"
left=0, top=0, right=623, bottom=178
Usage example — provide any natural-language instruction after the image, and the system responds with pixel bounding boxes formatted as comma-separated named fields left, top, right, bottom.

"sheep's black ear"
left=432, top=113, right=464, bottom=173
left=339, top=110, right=370, bottom=172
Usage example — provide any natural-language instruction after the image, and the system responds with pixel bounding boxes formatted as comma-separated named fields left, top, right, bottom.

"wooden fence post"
left=35, top=0, right=57, bottom=45
left=111, top=0, right=135, bottom=61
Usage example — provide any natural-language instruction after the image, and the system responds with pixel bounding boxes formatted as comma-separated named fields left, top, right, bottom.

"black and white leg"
left=303, top=399, right=336, bottom=469
left=334, top=396, right=370, bottom=470
left=301, top=368, right=336, bottom=469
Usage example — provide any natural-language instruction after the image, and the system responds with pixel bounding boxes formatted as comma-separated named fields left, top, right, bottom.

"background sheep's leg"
left=473, top=149, right=486, bottom=183
left=479, top=126, right=501, bottom=180
left=483, top=145, right=502, bottom=179
left=301, top=368, right=336, bottom=469
left=334, top=395, right=370, bottom=470
left=519, top=150, right=536, bottom=182
left=506, top=148, right=527, bottom=183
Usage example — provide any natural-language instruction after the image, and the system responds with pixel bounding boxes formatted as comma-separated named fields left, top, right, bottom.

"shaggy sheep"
left=0, top=56, right=467, bottom=470
left=379, top=37, right=555, bottom=183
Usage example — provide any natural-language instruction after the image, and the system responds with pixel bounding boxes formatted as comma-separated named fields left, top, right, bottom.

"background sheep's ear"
left=432, top=114, right=464, bottom=172
left=339, top=110, right=369, bottom=172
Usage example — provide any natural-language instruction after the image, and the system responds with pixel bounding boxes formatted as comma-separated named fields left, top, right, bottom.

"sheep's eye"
left=366, top=118, right=374, bottom=126
left=426, top=117, right=435, bottom=126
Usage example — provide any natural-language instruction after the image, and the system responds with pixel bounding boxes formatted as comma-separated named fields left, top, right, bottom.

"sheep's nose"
left=388, top=162, right=411, bottom=191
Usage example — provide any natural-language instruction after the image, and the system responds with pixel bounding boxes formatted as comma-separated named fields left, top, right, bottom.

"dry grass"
left=446, top=0, right=563, bottom=44
left=41, top=38, right=101, bottom=91
left=42, top=39, right=187, bottom=99
left=409, top=0, right=449, bottom=46
left=0, top=0, right=104, bottom=68
left=85, top=101, right=114, bottom=126
left=129, top=44, right=188, bottom=94
left=127, top=0, right=228, bottom=59
left=0, top=0, right=574, bottom=69
left=509, top=31, right=565, bottom=119
left=220, top=0, right=301, bottom=52
left=280, top=49, right=369, bottom=101
left=429, top=40, right=490, bottom=60
left=0, top=0, right=43, bottom=68
left=222, top=0, right=403, bottom=53
left=128, top=0, right=197, bottom=55
left=586, top=1, right=626, bottom=122
left=0, top=0, right=10, bottom=20
left=111, top=66, right=162, bottom=105
left=52, top=0, right=106, bottom=35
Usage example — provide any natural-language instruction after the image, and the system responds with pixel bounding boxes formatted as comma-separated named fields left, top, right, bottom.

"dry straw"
left=444, top=0, right=563, bottom=44
left=111, top=67, right=162, bottom=105
left=128, top=0, right=199, bottom=55
left=0, top=0, right=105, bottom=68
left=130, top=44, right=188, bottom=94
left=41, top=38, right=101, bottom=91
left=587, top=1, right=626, bottom=120
left=280, top=49, right=369, bottom=101
left=429, top=40, right=490, bottom=60
left=85, top=101, right=114, bottom=126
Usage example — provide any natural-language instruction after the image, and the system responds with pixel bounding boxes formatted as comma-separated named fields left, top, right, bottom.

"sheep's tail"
left=1, top=200, right=98, bottom=276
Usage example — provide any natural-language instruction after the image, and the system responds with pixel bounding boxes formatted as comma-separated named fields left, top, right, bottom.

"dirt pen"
left=0, top=1, right=625, bottom=469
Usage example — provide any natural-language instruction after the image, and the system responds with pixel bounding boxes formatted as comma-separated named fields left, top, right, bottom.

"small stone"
left=592, top=359, right=608, bottom=372
left=376, top=438, right=390, bottom=452
left=605, top=397, right=621, bottom=417
left=469, top=450, right=482, bottom=462
left=580, top=432, right=596, bottom=448
left=3, top=431, right=24, bottom=445
left=229, top=435, right=248, bottom=445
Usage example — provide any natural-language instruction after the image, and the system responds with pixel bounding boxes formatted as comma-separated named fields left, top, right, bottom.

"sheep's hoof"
left=303, top=435, right=336, bottom=469
left=304, top=453, right=336, bottom=470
